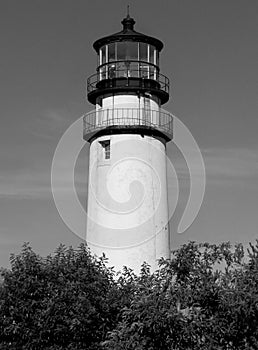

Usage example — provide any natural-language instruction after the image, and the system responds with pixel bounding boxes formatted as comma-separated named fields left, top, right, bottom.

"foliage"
left=0, top=241, right=258, bottom=349
left=102, top=241, right=258, bottom=350
left=0, top=243, right=118, bottom=350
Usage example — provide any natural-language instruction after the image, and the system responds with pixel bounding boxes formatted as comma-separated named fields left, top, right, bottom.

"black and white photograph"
left=1, top=1, right=258, bottom=348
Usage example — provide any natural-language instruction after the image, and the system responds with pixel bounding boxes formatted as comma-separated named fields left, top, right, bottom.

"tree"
left=0, top=243, right=119, bottom=350
left=1, top=241, right=258, bottom=350
left=102, top=241, right=258, bottom=350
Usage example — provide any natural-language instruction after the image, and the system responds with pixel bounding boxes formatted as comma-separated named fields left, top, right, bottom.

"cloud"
left=203, top=147, right=258, bottom=179
left=167, top=145, right=258, bottom=180
left=28, top=109, right=77, bottom=140
left=0, top=152, right=88, bottom=200
left=165, top=146, right=258, bottom=196
left=1, top=108, right=89, bottom=200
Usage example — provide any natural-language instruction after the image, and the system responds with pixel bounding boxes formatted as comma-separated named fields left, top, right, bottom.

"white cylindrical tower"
left=83, top=14, right=173, bottom=273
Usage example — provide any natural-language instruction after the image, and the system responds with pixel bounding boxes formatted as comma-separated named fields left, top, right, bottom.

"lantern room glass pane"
left=156, top=50, right=159, bottom=66
left=150, top=45, right=155, bottom=64
left=108, top=43, right=116, bottom=62
left=117, top=42, right=127, bottom=61
left=139, top=42, right=148, bottom=62
left=125, top=42, right=138, bottom=60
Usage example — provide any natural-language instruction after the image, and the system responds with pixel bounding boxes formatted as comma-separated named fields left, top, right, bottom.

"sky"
left=0, top=0, right=258, bottom=268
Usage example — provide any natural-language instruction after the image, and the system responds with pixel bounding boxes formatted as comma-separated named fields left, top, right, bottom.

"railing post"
left=107, top=108, right=109, bottom=125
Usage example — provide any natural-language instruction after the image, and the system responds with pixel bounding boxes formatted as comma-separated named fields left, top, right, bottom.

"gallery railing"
left=83, top=108, right=173, bottom=141
left=87, top=62, right=169, bottom=95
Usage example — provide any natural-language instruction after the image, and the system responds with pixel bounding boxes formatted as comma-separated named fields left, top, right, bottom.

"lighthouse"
left=83, top=13, right=173, bottom=273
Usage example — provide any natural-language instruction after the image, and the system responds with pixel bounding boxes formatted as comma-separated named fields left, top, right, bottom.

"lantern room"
left=87, top=14, right=169, bottom=105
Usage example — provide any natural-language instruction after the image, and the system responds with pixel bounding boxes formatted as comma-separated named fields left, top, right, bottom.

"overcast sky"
left=1, top=0, right=258, bottom=268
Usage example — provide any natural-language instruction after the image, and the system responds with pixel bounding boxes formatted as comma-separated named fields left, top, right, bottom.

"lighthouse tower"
left=83, top=14, right=173, bottom=272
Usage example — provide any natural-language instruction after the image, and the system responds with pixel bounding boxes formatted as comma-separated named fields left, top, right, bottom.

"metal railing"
left=83, top=108, right=173, bottom=140
left=97, top=60, right=159, bottom=72
left=87, top=63, right=169, bottom=95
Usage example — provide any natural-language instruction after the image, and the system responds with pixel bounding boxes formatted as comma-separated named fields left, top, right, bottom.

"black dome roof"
left=93, top=15, right=164, bottom=52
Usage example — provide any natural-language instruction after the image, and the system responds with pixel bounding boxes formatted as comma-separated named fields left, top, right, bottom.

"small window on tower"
left=99, top=140, right=111, bottom=160
left=105, top=141, right=110, bottom=159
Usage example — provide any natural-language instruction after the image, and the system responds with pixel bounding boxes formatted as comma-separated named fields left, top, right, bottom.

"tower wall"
left=98, top=94, right=160, bottom=110
left=86, top=131, right=170, bottom=273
